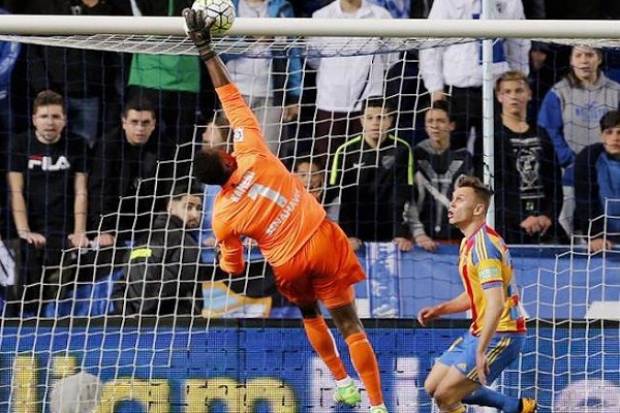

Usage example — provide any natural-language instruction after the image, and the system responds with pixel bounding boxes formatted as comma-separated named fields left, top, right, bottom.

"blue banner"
left=354, top=244, right=620, bottom=320
left=1, top=323, right=618, bottom=412
left=28, top=244, right=620, bottom=320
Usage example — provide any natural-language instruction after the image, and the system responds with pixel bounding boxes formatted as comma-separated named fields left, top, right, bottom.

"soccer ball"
left=191, top=0, right=236, bottom=36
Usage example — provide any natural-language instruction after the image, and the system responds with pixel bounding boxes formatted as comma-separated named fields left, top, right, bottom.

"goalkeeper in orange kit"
left=184, top=8, right=387, bottom=413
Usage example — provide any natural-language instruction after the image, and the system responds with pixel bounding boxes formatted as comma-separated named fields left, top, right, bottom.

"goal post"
left=1, top=15, right=620, bottom=38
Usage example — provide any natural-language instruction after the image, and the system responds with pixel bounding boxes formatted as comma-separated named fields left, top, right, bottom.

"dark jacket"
left=7, top=0, right=112, bottom=97
left=574, top=143, right=620, bottom=239
left=112, top=214, right=204, bottom=315
left=328, top=134, right=414, bottom=241
left=88, top=127, right=175, bottom=236
left=408, top=140, right=472, bottom=240
left=493, top=122, right=563, bottom=244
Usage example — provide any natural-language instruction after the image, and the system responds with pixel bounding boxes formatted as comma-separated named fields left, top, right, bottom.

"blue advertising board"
left=32, top=244, right=620, bottom=320
left=1, top=322, right=618, bottom=412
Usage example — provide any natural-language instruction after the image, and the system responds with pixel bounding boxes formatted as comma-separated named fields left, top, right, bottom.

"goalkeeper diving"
left=184, top=8, right=388, bottom=413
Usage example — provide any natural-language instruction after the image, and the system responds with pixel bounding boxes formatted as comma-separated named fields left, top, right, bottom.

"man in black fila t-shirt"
left=7, top=90, right=88, bottom=314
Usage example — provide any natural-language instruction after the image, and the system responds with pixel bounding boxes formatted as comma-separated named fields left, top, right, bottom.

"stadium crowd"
left=0, top=0, right=619, bottom=318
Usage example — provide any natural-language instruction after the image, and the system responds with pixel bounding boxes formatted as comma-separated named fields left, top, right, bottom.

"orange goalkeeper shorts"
left=272, top=219, right=366, bottom=309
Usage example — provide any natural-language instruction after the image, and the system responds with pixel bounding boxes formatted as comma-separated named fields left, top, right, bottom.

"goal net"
left=0, top=15, right=619, bottom=413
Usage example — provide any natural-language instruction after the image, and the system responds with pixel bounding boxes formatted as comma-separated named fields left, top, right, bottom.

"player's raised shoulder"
left=472, top=228, right=503, bottom=264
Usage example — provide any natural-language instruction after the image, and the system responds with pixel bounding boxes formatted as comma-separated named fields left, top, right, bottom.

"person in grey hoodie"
left=538, top=45, right=620, bottom=236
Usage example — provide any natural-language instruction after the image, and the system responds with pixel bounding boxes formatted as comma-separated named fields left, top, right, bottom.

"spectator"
left=406, top=100, right=472, bottom=252
left=309, top=0, right=393, bottom=165
left=574, top=110, right=620, bottom=253
left=528, top=42, right=559, bottom=119
left=8, top=90, right=88, bottom=313
left=293, top=155, right=342, bottom=222
left=111, top=179, right=204, bottom=315
left=225, top=0, right=301, bottom=155
left=539, top=46, right=620, bottom=166
left=88, top=96, right=174, bottom=247
left=495, top=70, right=562, bottom=244
left=0, top=6, right=20, bottom=238
left=419, top=0, right=530, bottom=152
left=328, top=97, right=413, bottom=251
left=6, top=0, right=112, bottom=148
left=293, top=156, right=325, bottom=204
left=538, top=45, right=620, bottom=235
left=127, top=0, right=200, bottom=145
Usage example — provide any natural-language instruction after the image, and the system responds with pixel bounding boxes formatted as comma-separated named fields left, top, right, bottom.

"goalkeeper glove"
left=183, top=8, right=217, bottom=61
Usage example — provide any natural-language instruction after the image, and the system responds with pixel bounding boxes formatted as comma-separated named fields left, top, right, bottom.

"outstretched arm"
left=183, top=8, right=231, bottom=88
left=204, top=56, right=232, bottom=88
left=184, top=8, right=269, bottom=155
left=417, top=292, right=470, bottom=326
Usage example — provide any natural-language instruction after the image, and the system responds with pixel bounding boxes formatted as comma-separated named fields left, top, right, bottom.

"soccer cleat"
left=520, top=398, right=537, bottom=413
left=369, top=405, right=388, bottom=413
left=333, top=382, right=361, bottom=406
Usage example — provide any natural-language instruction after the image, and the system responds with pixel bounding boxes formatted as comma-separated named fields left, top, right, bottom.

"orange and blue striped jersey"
left=458, top=224, right=526, bottom=335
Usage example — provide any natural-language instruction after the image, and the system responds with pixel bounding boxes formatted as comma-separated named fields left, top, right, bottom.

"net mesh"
left=1, top=34, right=620, bottom=57
left=0, top=30, right=619, bottom=413
left=0, top=34, right=474, bottom=56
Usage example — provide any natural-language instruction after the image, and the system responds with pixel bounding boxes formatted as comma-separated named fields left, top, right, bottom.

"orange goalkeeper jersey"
left=211, top=83, right=326, bottom=273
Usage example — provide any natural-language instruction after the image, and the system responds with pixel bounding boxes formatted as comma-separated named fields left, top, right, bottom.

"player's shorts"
left=437, top=332, right=525, bottom=384
left=272, top=219, right=366, bottom=309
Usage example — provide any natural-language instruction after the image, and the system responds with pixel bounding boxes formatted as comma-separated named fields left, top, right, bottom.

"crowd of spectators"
left=0, top=0, right=619, bottom=317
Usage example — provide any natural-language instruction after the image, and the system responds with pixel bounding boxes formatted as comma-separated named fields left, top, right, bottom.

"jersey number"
left=248, top=183, right=287, bottom=208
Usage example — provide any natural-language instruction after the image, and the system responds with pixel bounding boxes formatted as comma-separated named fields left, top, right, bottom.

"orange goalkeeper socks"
left=345, top=332, right=384, bottom=406
left=303, top=317, right=348, bottom=380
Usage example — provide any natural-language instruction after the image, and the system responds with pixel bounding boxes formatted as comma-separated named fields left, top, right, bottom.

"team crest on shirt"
left=381, top=155, right=395, bottom=169
left=233, top=128, right=244, bottom=142
left=480, top=267, right=500, bottom=282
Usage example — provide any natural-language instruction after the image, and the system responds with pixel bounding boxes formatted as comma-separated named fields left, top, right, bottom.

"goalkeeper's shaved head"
left=194, top=148, right=237, bottom=186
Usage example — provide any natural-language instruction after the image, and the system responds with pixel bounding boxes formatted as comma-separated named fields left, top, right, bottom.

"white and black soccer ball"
left=191, top=0, right=236, bottom=36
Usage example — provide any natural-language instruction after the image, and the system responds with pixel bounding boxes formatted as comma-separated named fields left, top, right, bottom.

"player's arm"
left=476, top=285, right=505, bottom=385
left=474, top=244, right=507, bottom=384
left=184, top=8, right=266, bottom=153
left=212, top=220, right=245, bottom=275
left=417, top=292, right=470, bottom=326
left=477, top=286, right=504, bottom=355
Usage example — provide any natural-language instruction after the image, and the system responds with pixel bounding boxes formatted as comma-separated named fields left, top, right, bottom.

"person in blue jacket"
left=538, top=45, right=620, bottom=237
left=574, top=110, right=620, bottom=253
left=224, top=0, right=302, bottom=156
